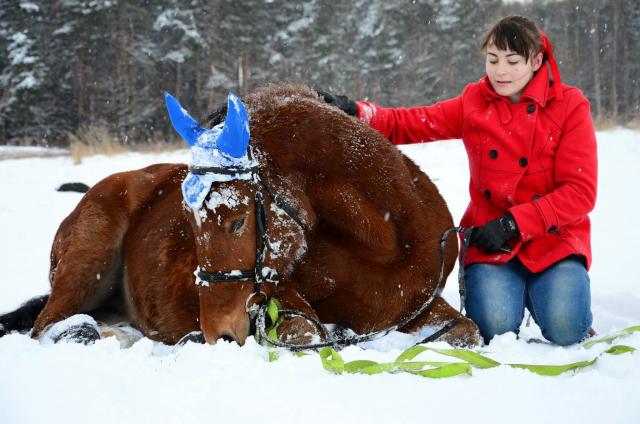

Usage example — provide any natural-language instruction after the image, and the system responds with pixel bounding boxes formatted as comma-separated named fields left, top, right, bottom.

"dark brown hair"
left=481, top=16, right=541, bottom=62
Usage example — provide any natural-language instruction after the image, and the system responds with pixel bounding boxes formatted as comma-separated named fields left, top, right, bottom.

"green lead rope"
left=263, top=298, right=638, bottom=378
left=264, top=298, right=282, bottom=362
left=318, top=326, right=639, bottom=378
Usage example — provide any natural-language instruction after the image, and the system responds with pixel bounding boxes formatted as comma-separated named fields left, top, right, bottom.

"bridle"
left=190, top=158, right=306, bottom=306
left=187, top=153, right=470, bottom=351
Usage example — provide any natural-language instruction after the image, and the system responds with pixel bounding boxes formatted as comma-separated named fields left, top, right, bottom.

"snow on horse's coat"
left=24, top=83, right=479, bottom=347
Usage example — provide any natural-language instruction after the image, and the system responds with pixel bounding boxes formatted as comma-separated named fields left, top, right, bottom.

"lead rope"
left=417, top=226, right=471, bottom=344
left=255, top=226, right=474, bottom=352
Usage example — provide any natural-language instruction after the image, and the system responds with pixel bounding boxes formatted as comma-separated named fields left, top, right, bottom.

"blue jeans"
left=464, top=256, right=592, bottom=346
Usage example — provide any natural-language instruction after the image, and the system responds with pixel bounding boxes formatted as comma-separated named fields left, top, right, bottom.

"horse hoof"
left=53, top=323, right=101, bottom=345
left=40, top=314, right=100, bottom=345
left=178, top=331, right=205, bottom=346
left=441, top=317, right=482, bottom=348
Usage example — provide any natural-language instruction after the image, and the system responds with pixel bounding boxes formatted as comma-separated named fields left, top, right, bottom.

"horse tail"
left=0, top=295, right=50, bottom=337
left=56, top=182, right=90, bottom=193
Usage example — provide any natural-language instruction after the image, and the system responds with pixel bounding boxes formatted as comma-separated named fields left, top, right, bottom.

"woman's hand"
left=471, top=213, right=519, bottom=253
left=317, top=90, right=357, bottom=116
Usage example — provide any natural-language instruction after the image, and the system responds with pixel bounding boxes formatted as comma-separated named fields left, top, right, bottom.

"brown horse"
left=2, top=83, right=480, bottom=347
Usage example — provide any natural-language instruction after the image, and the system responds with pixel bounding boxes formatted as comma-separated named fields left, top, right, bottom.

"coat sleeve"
left=355, top=88, right=467, bottom=145
left=509, top=93, right=598, bottom=241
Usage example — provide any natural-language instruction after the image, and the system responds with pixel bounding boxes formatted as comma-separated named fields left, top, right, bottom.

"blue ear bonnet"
left=164, top=92, right=257, bottom=209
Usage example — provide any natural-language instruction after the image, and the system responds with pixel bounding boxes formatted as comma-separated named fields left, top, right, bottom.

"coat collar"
left=480, top=67, right=556, bottom=108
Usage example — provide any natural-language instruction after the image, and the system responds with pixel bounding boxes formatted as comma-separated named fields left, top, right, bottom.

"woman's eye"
left=229, top=218, right=245, bottom=233
left=489, top=60, right=498, bottom=64
left=508, top=61, right=520, bottom=65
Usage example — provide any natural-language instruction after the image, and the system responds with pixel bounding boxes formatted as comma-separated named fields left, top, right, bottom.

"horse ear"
left=164, top=92, right=205, bottom=147
left=216, top=93, right=250, bottom=158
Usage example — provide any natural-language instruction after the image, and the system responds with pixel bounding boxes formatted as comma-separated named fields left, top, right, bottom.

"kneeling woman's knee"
left=539, top=310, right=592, bottom=346
left=467, top=305, right=522, bottom=343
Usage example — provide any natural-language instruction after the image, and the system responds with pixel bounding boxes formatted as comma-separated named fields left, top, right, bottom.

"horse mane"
left=245, top=83, right=418, bottom=201
left=205, top=83, right=320, bottom=128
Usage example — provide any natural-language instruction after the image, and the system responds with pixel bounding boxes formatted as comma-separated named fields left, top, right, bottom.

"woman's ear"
left=532, top=52, right=544, bottom=72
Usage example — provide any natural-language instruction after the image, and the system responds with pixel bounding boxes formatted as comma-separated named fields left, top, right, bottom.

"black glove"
left=471, top=213, right=519, bottom=253
left=317, top=90, right=357, bottom=116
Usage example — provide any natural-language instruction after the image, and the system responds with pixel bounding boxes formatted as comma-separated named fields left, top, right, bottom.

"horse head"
left=165, top=92, right=306, bottom=345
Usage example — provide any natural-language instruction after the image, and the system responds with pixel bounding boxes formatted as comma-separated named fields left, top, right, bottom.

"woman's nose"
left=495, top=64, right=508, bottom=76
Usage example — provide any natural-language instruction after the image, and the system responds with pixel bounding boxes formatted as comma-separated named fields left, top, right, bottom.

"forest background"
left=1, top=0, right=638, bottom=147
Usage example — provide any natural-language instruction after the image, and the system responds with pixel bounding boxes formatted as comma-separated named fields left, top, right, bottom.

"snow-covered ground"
left=1, top=130, right=638, bottom=423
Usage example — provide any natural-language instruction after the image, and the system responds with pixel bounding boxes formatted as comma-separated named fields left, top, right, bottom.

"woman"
left=321, top=16, right=597, bottom=346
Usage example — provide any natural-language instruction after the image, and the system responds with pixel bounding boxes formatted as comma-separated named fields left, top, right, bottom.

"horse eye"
left=229, top=218, right=245, bottom=234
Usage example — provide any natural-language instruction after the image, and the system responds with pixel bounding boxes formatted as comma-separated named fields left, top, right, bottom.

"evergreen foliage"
left=0, top=0, right=637, bottom=146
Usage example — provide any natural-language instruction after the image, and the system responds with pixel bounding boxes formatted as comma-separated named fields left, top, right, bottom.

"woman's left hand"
left=471, top=214, right=519, bottom=253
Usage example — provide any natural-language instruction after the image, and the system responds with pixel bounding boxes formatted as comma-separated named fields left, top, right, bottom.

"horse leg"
left=272, top=286, right=324, bottom=345
left=310, top=180, right=400, bottom=261
left=32, top=187, right=129, bottom=338
left=401, top=297, right=481, bottom=347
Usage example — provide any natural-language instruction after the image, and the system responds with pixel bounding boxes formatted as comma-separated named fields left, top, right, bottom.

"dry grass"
left=593, top=116, right=620, bottom=132
left=69, top=124, right=183, bottom=164
left=593, top=115, right=640, bottom=132
left=627, top=116, right=640, bottom=131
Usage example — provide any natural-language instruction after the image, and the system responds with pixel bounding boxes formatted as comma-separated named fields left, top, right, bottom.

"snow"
left=8, top=32, right=37, bottom=66
left=205, top=186, right=249, bottom=214
left=1, top=130, right=639, bottom=423
left=14, top=72, right=38, bottom=90
left=40, top=314, right=98, bottom=344
left=0, top=145, right=66, bottom=156
left=18, top=2, right=40, bottom=13
left=52, top=23, right=74, bottom=36
left=153, top=9, right=206, bottom=48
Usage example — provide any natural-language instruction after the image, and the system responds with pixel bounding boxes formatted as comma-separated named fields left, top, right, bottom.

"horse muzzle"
left=202, top=315, right=251, bottom=346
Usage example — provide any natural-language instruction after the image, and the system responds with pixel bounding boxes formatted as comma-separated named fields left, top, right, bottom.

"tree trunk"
left=611, top=0, right=620, bottom=121
left=590, top=5, right=603, bottom=121
left=176, top=62, right=182, bottom=100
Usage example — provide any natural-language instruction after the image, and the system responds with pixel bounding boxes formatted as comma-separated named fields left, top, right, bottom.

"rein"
left=189, top=159, right=474, bottom=351
left=254, top=226, right=474, bottom=351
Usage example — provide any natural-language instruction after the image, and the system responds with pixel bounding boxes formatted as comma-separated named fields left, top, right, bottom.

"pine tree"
left=0, top=1, right=54, bottom=145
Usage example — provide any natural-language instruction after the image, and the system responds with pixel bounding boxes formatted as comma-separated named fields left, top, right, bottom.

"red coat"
left=356, top=68, right=597, bottom=272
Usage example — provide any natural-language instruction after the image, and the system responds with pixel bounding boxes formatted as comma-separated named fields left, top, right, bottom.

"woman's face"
left=485, top=43, right=543, bottom=103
